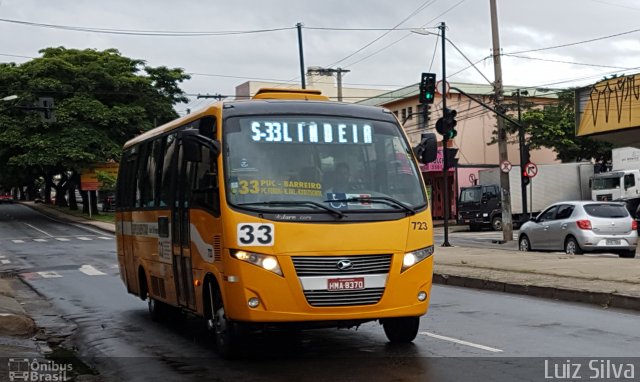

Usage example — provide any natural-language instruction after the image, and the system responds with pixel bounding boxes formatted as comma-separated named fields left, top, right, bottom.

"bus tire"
left=205, top=280, right=240, bottom=358
left=382, top=317, right=420, bottom=343
left=148, top=297, right=166, bottom=322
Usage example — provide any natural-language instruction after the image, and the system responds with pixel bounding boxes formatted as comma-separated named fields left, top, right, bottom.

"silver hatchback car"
left=518, top=201, right=638, bottom=258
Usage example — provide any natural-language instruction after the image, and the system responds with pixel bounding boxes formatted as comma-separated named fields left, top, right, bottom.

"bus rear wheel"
left=382, top=317, right=420, bottom=343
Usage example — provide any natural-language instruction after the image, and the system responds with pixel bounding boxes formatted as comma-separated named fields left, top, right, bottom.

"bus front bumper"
left=221, top=256, right=433, bottom=323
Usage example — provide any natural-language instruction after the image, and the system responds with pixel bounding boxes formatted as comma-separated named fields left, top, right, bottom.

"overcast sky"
left=1, top=0, right=639, bottom=114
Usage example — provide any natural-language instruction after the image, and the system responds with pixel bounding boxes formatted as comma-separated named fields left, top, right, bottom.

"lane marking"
left=1, top=259, right=10, bottom=264
left=24, top=223, right=54, bottom=237
left=79, top=265, right=106, bottom=276
left=419, top=331, right=503, bottom=353
left=12, top=240, right=25, bottom=243
left=37, top=271, right=62, bottom=278
left=98, top=237, right=113, bottom=240
left=72, top=223, right=112, bottom=236
left=55, top=238, right=70, bottom=242
left=76, top=237, right=92, bottom=241
left=33, top=239, right=48, bottom=242
left=0, top=255, right=5, bottom=258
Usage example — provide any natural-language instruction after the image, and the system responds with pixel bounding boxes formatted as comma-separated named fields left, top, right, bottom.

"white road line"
left=12, top=240, right=25, bottom=243
left=79, top=265, right=106, bottom=276
left=33, top=239, right=48, bottom=242
left=55, top=238, right=70, bottom=242
left=97, top=237, right=113, bottom=240
left=0, top=255, right=5, bottom=258
left=37, top=271, right=62, bottom=278
left=76, top=237, right=92, bottom=241
left=1, top=260, right=10, bottom=264
left=72, top=223, right=111, bottom=236
left=419, top=332, right=503, bottom=353
left=24, top=223, right=54, bottom=237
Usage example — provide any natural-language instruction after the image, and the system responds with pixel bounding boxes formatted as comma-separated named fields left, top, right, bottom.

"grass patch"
left=46, top=204, right=115, bottom=223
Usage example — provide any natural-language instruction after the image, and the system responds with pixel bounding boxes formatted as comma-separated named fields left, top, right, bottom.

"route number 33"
left=237, top=223, right=275, bottom=246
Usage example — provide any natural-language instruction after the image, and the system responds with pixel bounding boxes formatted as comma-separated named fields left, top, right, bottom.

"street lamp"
left=1, top=95, right=18, bottom=101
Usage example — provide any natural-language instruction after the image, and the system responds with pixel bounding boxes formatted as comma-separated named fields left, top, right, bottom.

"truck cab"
left=591, top=169, right=640, bottom=218
left=458, top=185, right=502, bottom=231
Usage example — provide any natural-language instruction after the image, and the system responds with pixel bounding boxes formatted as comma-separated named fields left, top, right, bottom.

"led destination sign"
left=250, top=120, right=373, bottom=144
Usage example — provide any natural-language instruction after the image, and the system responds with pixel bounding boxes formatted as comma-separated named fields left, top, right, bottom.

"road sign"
left=469, top=173, right=477, bottom=183
left=500, top=160, right=512, bottom=173
left=524, top=162, right=538, bottom=178
left=435, top=80, right=451, bottom=96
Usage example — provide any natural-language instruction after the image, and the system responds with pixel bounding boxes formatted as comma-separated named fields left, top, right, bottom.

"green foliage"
left=520, top=90, right=612, bottom=163
left=493, top=89, right=612, bottom=163
left=96, top=170, right=116, bottom=193
left=0, top=47, right=189, bottom=197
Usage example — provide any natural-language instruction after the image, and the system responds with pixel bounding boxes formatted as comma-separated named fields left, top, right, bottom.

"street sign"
left=500, top=160, right=512, bottom=173
left=469, top=173, right=477, bottom=183
left=524, top=162, right=538, bottom=178
left=435, top=80, right=451, bottom=96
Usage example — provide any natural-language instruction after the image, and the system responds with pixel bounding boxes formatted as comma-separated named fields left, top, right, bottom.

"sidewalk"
left=20, top=201, right=640, bottom=311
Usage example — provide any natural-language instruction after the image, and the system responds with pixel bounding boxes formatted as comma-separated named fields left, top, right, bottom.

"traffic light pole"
left=516, top=89, right=528, bottom=216
left=439, top=21, right=451, bottom=247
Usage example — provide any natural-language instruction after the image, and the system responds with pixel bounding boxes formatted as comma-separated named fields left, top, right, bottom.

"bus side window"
left=135, top=143, right=149, bottom=208
left=159, top=133, right=178, bottom=207
left=190, top=144, right=220, bottom=216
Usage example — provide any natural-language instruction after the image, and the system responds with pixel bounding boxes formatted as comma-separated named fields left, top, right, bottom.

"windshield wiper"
left=324, top=196, right=417, bottom=215
left=237, top=200, right=344, bottom=219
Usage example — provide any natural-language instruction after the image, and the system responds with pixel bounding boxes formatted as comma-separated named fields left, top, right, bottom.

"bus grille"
left=304, top=288, right=385, bottom=307
left=291, top=254, right=392, bottom=277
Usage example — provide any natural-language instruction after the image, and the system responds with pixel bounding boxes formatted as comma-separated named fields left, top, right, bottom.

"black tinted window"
left=539, top=206, right=558, bottom=221
left=584, top=204, right=629, bottom=218
left=556, top=205, right=575, bottom=220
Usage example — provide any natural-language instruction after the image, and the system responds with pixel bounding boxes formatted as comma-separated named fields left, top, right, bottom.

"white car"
left=518, top=201, right=638, bottom=258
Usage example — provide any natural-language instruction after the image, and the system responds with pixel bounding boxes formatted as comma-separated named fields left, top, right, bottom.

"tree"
left=0, top=47, right=190, bottom=207
left=519, top=89, right=612, bottom=163
left=491, top=89, right=612, bottom=164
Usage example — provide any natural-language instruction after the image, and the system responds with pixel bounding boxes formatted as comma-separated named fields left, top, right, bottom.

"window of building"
left=407, top=106, right=413, bottom=120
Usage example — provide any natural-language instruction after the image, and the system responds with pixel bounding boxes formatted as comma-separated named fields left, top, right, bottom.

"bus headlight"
left=401, top=246, right=434, bottom=272
left=232, top=250, right=283, bottom=276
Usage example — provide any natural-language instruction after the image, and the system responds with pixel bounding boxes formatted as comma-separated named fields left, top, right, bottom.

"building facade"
left=358, top=82, right=560, bottom=219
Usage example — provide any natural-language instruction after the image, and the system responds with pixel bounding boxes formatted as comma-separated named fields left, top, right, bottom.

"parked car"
left=518, top=201, right=638, bottom=258
left=0, top=193, right=14, bottom=203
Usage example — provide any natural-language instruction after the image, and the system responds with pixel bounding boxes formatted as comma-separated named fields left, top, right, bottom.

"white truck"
left=458, top=163, right=594, bottom=230
left=591, top=147, right=640, bottom=218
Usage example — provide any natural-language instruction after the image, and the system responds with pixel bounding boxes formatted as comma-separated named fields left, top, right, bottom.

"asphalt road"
left=1, top=203, right=639, bottom=381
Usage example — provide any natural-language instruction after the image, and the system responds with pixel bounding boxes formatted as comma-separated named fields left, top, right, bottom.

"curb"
left=433, top=273, right=640, bottom=311
left=19, top=202, right=116, bottom=234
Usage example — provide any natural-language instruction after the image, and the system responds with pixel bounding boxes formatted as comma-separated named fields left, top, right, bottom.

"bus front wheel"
left=382, top=317, right=420, bottom=343
left=206, top=281, right=241, bottom=358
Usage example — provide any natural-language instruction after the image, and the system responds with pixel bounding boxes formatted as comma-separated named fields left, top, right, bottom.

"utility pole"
left=439, top=21, right=451, bottom=247
left=490, top=0, right=513, bottom=242
left=307, top=67, right=350, bottom=101
left=297, top=23, right=306, bottom=89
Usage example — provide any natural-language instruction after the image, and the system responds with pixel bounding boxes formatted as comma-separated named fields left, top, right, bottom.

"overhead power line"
left=0, top=17, right=295, bottom=36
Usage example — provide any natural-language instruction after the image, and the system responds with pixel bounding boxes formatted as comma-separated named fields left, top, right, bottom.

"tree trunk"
left=89, top=190, right=99, bottom=216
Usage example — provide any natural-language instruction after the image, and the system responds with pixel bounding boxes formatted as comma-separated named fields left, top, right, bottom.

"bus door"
left=171, top=144, right=196, bottom=310
left=120, top=149, right=139, bottom=294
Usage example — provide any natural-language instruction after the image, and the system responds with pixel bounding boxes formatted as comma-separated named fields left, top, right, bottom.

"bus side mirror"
left=413, top=133, right=437, bottom=164
left=181, top=129, right=221, bottom=162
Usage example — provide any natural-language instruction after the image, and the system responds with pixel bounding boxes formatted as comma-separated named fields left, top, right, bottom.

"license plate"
left=606, top=239, right=621, bottom=245
left=327, top=277, right=365, bottom=291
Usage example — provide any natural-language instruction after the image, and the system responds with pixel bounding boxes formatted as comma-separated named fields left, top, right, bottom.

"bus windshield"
left=223, top=115, right=426, bottom=213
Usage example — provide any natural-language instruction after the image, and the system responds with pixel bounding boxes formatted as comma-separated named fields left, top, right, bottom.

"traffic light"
left=38, top=97, right=55, bottom=123
left=521, top=144, right=531, bottom=186
left=419, top=72, right=436, bottom=104
left=435, top=108, right=457, bottom=140
left=444, top=147, right=459, bottom=169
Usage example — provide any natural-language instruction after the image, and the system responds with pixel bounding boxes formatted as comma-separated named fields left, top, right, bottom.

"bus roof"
left=123, top=96, right=397, bottom=150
